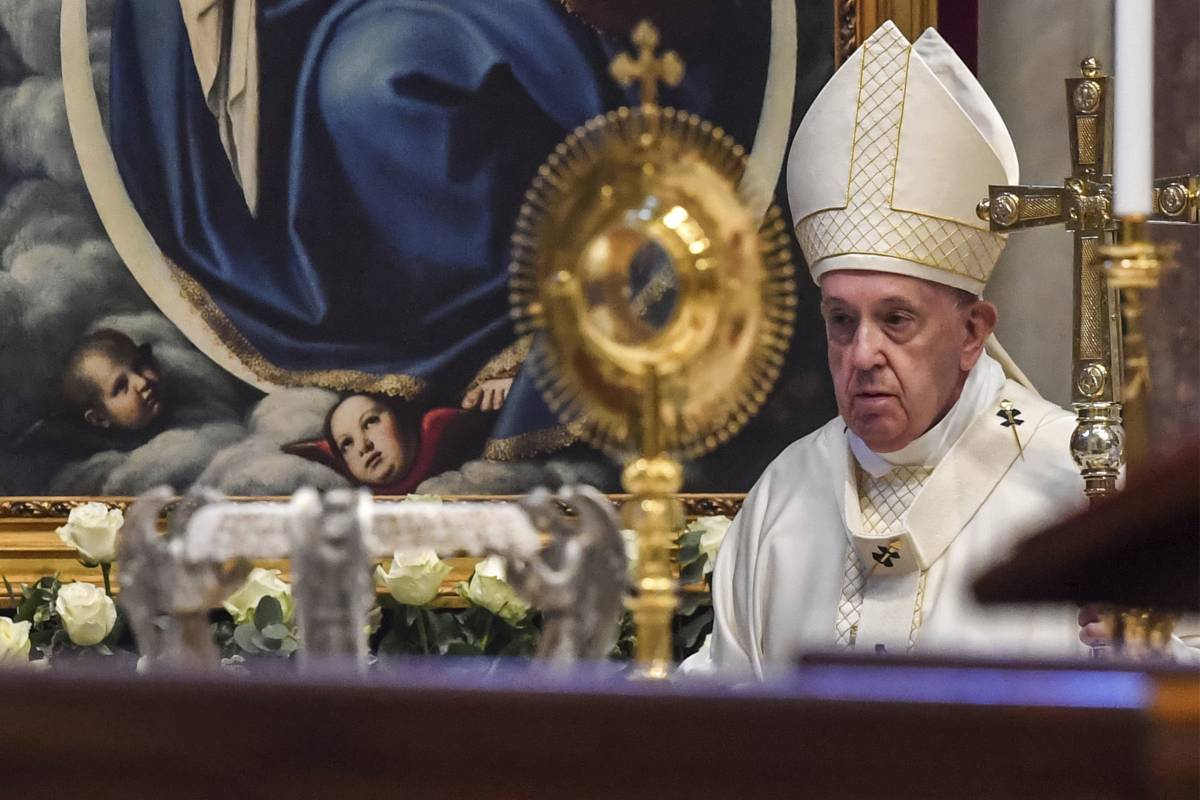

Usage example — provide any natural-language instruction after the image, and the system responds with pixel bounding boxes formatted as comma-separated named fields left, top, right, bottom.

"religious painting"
left=0, top=1, right=941, bottom=505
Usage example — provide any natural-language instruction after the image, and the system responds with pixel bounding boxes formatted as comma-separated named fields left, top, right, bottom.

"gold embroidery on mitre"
left=167, top=258, right=426, bottom=397
left=795, top=23, right=1004, bottom=287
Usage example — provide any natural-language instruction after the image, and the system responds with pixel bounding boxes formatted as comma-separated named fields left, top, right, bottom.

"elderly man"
left=689, top=23, right=1092, bottom=677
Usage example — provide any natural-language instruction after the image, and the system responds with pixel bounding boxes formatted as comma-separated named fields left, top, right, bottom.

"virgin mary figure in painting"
left=102, top=0, right=799, bottom=471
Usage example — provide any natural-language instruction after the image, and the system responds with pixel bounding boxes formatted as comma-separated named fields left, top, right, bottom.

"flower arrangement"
left=1, top=498, right=732, bottom=670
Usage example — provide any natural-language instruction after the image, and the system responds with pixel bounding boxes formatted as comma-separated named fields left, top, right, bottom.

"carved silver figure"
left=119, top=487, right=250, bottom=670
left=511, top=486, right=629, bottom=661
left=289, top=488, right=374, bottom=671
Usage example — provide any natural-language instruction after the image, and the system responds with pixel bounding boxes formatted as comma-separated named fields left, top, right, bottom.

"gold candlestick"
left=1092, top=216, right=1181, bottom=660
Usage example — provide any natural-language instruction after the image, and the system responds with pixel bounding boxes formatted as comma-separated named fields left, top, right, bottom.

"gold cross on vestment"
left=609, top=20, right=685, bottom=107
left=976, top=58, right=1198, bottom=498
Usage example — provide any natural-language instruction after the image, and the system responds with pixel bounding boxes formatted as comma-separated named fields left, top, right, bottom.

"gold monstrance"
left=510, top=21, right=796, bottom=677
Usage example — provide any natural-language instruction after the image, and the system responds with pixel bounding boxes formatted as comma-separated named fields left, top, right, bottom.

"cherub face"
left=328, top=396, right=414, bottom=485
left=79, top=350, right=163, bottom=431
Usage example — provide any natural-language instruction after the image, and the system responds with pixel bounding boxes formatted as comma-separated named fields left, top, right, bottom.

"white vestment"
left=690, top=355, right=1092, bottom=677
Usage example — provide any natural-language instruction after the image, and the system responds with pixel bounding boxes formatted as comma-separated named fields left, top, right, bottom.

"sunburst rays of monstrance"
left=509, top=21, right=797, bottom=677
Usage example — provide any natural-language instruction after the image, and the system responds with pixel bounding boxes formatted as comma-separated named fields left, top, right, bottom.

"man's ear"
left=83, top=408, right=110, bottom=429
left=961, top=300, right=998, bottom=371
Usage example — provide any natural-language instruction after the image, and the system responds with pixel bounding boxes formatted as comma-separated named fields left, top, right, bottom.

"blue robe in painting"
left=109, top=0, right=770, bottom=455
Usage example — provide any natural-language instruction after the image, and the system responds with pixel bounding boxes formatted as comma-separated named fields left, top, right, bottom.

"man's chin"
left=847, top=418, right=909, bottom=453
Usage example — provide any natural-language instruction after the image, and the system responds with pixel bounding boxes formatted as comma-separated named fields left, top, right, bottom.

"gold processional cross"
left=977, top=58, right=1198, bottom=499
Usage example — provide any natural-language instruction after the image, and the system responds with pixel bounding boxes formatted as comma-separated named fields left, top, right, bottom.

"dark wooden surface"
left=0, top=659, right=1195, bottom=799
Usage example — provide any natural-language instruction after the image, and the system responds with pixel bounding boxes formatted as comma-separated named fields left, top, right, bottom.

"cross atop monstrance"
left=976, top=57, right=1198, bottom=498
left=609, top=20, right=684, bottom=106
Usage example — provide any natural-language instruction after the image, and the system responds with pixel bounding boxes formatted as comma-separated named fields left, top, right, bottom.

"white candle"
left=1113, top=0, right=1155, bottom=217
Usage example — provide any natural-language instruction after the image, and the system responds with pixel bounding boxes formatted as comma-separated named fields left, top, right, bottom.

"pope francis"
left=689, top=23, right=1092, bottom=677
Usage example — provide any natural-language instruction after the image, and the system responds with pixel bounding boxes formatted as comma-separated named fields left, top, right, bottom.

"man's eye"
left=885, top=313, right=912, bottom=327
left=112, top=377, right=127, bottom=397
left=339, top=438, right=353, bottom=454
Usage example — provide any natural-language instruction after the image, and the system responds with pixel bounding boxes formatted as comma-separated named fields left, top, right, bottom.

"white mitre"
left=786, top=22, right=1034, bottom=385
left=788, top=21, right=1017, bottom=293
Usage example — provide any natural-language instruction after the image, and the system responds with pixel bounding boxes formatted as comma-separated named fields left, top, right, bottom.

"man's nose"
left=848, top=323, right=886, bottom=371
left=360, top=436, right=375, bottom=455
left=130, top=372, right=147, bottom=391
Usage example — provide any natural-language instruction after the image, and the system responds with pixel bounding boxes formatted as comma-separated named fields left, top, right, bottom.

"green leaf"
left=254, top=596, right=283, bottom=630
left=677, top=591, right=710, bottom=616
left=233, top=623, right=261, bottom=653
left=679, top=558, right=706, bottom=586
left=444, top=641, right=484, bottom=657
left=676, top=608, right=714, bottom=651
left=676, top=542, right=701, bottom=565
left=261, top=623, right=291, bottom=641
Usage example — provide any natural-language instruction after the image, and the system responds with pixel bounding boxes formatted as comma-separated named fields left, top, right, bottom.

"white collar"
left=848, top=352, right=1007, bottom=478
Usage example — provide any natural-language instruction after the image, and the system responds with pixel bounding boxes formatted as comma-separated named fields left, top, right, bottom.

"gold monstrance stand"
left=510, top=22, right=796, bottom=677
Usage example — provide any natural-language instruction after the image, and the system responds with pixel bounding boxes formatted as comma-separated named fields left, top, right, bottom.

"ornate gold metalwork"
left=979, top=42, right=1198, bottom=663
left=1153, top=175, right=1199, bottom=222
left=1107, top=606, right=1181, bottom=662
left=609, top=21, right=684, bottom=106
left=1095, top=218, right=1179, bottom=469
left=834, top=0, right=939, bottom=65
left=0, top=494, right=743, bottom=523
left=511, top=21, right=794, bottom=676
left=510, top=98, right=796, bottom=461
left=981, top=59, right=1123, bottom=497
left=981, top=59, right=1198, bottom=502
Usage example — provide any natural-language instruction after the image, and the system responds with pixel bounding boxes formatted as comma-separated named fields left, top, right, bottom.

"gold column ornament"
left=510, top=21, right=796, bottom=677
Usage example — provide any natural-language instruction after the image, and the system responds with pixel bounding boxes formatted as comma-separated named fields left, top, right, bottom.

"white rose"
left=689, top=515, right=733, bottom=575
left=55, top=582, right=117, bottom=646
left=0, top=617, right=32, bottom=665
left=375, top=548, right=451, bottom=606
left=458, top=555, right=529, bottom=624
left=222, top=568, right=295, bottom=625
left=56, top=502, right=124, bottom=563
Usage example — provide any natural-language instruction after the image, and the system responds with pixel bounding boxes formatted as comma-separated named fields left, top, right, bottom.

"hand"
left=462, top=377, right=513, bottom=412
left=1078, top=604, right=1114, bottom=648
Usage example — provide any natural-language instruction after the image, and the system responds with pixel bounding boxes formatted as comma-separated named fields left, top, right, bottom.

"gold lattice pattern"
left=796, top=23, right=1003, bottom=285
left=834, top=544, right=866, bottom=647
left=908, top=570, right=929, bottom=651
left=858, top=465, right=933, bottom=536
left=833, top=464, right=934, bottom=652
